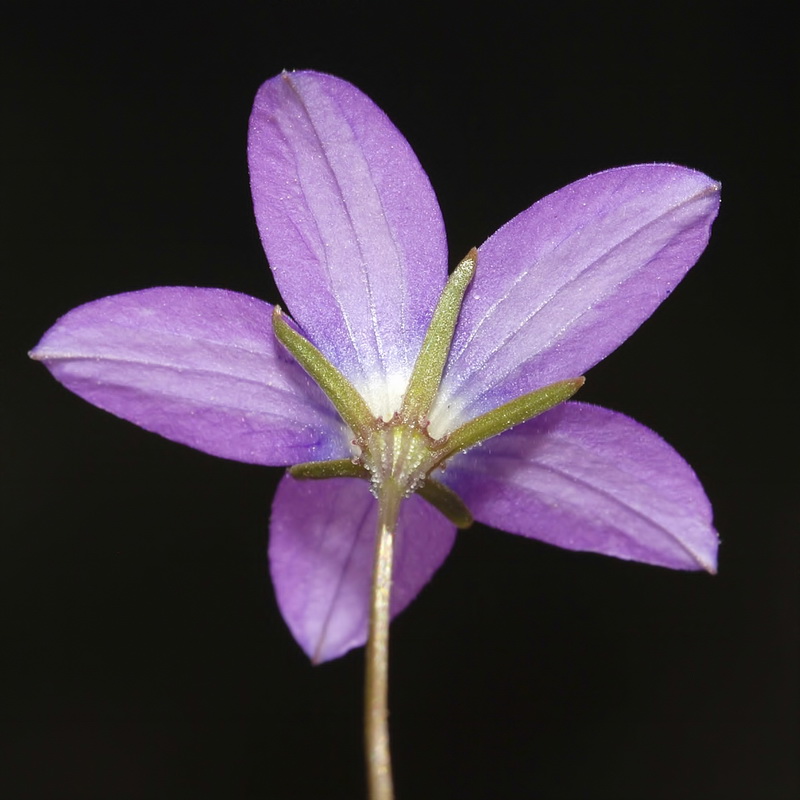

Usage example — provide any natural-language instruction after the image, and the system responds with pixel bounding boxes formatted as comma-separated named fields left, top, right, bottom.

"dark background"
left=3, top=2, right=796, bottom=798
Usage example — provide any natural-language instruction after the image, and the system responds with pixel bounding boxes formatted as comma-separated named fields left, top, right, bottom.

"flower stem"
left=365, top=480, right=401, bottom=800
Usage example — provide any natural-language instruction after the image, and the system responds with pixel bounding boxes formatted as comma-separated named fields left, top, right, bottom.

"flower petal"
left=440, top=402, right=718, bottom=572
left=248, top=70, right=448, bottom=419
left=429, top=165, right=720, bottom=434
left=31, top=287, right=350, bottom=465
left=269, top=475, right=456, bottom=662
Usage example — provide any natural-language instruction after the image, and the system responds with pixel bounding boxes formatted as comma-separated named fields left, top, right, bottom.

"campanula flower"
left=31, top=70, right=720, bottom=667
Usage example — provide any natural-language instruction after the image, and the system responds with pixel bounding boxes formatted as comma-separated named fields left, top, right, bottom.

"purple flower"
left=31, top=71, right=720, bottom=664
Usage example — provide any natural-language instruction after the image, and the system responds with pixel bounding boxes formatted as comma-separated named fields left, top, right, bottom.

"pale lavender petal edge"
left=440, top=402, right=718, bottom=572
left=31, top=287, right=351, bottom=466
left=269, top=475, right=457, bottom=662
left=249, top=70, right=448, bottom=418
left=431, top=164, right=720, bottom=434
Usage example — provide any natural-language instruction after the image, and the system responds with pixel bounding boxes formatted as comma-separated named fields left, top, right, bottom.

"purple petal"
left=248, top=71, right=448, bottom=419
left=440, top=402, right=718, bottom=572
left=269, top=475, right=456, bottom=662
left=429, top=165, right=720, bottom=434
left=31, top=288, right=351, bottom=465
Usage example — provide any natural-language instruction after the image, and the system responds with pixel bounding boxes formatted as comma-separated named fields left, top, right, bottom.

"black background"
left=3, top=2, right=796, bottom=799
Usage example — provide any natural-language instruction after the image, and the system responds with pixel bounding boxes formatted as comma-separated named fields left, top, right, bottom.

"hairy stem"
left=365, top=481, right=401, bottom=800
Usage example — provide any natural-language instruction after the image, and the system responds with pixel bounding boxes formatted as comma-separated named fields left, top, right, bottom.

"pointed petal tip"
left=690, top=174, right=721, bottom=202
left=679, top=521, right=719, bottom=575
left=676, top=547, right=718, bottom=575
left=698, top=543, right=719, bottom=575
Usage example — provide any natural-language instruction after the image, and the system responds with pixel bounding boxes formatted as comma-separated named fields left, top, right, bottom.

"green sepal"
left=416, top=478, right=474, bottom=529
left=272, top=307, right=376, bottom=438
left=401, top=249, right=477, bottom=420
left=290, top=459, right=370, bottom=481
left=434, top=377, right=585, bottom=462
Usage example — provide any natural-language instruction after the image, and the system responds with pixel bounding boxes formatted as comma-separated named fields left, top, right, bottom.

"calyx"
left=273, top=249, right=584, bottom=527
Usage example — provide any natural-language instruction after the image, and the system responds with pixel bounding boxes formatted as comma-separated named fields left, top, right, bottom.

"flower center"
left=273, top=248, right=585, bottom=528
left=359, top=414, right=439, bottom=499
